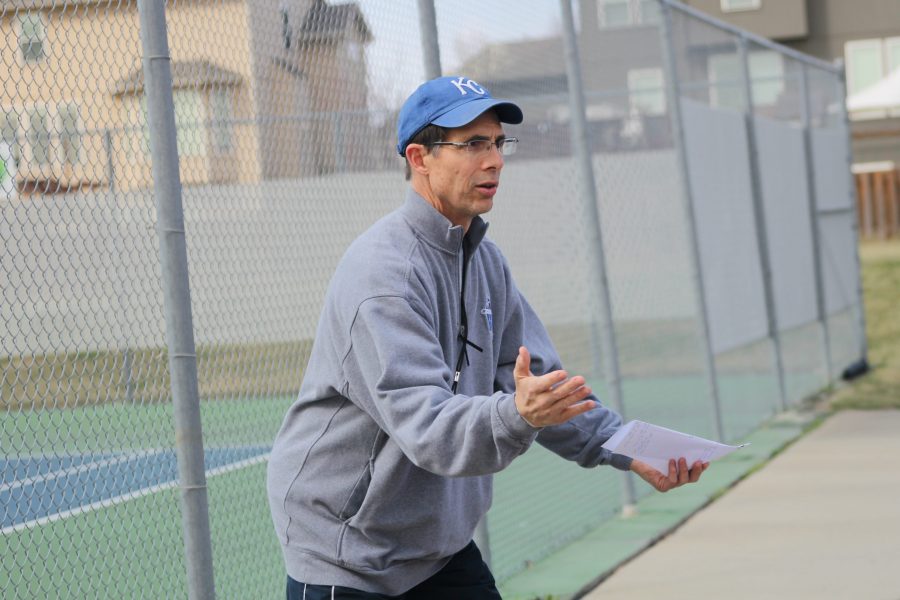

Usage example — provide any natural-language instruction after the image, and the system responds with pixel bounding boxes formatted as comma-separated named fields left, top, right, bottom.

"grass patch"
left=3, top=316, right=782, bottom=412
left=1, top=340, right=311, bottom=410
left=830, top=240, right=900, bottom=410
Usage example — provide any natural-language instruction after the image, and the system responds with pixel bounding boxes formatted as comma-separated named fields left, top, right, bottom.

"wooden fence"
left=854, top=162, right=900, bottom=239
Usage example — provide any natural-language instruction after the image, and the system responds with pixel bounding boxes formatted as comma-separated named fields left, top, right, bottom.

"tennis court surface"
left=2, top=446, right=270, bottom=533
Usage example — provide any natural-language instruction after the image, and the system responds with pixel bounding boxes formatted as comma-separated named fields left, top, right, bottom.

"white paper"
left=601, top=420, right=749, bottom=474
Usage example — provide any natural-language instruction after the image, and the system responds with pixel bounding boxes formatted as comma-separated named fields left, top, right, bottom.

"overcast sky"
left=356, top=0, right=565, bottom=110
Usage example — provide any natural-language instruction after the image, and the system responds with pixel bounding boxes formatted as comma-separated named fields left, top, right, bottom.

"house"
left=682, top=0, right=900, bottom=237
left=458, top=0, right=900, bottom=165
left=0, top=0, right=371, bottom=194
left=247, top=0, right=372, bottom=179
left=675, top=0, right=900, bottom=164
left=458, top=1, right=672, bottom=155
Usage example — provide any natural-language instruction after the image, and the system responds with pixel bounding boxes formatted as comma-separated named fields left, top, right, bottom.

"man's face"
left=421, top=111, right=505, bottom=230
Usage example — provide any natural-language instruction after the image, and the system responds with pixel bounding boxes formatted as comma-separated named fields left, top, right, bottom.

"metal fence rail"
left=1, top=1, right=865, bottom=597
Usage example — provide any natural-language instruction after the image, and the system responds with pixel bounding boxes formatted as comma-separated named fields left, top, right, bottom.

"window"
left=1, top=111, right=20, bottom=165
left=846, top=40, right=884, bottom=95
left=748, top=50, right=784, bottom=106
left=708, top=54, right=743, bottom=110
left=597, top=0, right=658, bottom=28
left=173, top=90, right=207, bottom=157
left=628, top=68, right=665, bottom=115
left=0, top=120, right=18, bottom=198
left=639, top=0, right=660, bottom=25
left=58, top=104, right=82, bottom=165
left=123, top=95, right=150, bottom=162
left=721, top=0, right=761, bottom=12
left=845, top=37, right=900, bottom=95
left=27, top=106, right=52, bottom=166
left=887, top=38, right=900, bottom=74
left=209, top=89, right=234, bottom=153
left=708, top=51, right=783, bottom=110
left=599, top=0, right=631, bottom=28
left=18, top=13, right=46, bottom=63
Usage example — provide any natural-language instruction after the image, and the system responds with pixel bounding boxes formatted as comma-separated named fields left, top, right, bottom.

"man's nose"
left=484, top=143, right=504, bottom=169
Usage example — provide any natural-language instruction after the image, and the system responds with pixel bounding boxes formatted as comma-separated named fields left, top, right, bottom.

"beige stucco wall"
left=165, top=1, right=259, bottom=187
left=0, top=0, right=259, bottom=193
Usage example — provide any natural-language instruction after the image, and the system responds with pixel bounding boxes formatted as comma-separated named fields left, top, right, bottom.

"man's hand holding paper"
left=630, top=457, right=709, bottom=492
left=602, top=420, right=750, bottom=492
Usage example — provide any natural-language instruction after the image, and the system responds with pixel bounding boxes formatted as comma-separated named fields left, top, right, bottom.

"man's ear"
left=405, top=144, right=430, bottom=176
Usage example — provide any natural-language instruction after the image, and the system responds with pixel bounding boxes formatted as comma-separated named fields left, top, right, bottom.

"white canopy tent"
left=847, top=67, right=900, bottom=120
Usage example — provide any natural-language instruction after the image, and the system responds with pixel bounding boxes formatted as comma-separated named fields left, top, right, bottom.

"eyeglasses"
left=430, top=137, right=518, bottom=157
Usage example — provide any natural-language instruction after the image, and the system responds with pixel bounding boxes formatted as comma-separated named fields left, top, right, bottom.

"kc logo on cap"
left=396, top=75, right=524, bottom=155
left=449, top=77, right=486, bottom=96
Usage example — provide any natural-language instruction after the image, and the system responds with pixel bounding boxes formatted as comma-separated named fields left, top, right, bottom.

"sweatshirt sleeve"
left=341, top=294, right=540, bottom=477
left=494, top=286, right=633, bottom=472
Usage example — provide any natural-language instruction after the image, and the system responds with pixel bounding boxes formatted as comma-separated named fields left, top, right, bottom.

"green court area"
left=1, top=395, right=291, bottom=599
left=2, top=366, right=826, bottom=598
left=1, top=459, right=285, bottom=599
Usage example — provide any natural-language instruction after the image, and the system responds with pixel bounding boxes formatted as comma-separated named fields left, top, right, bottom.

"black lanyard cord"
left=451, top=242, right=483, bottom=394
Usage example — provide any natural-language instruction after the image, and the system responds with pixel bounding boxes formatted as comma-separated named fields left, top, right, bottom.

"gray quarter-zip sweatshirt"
left=267, top=190, right=631, bottom=594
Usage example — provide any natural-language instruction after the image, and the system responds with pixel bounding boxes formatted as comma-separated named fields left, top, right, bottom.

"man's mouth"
left=475, top=182, right=498, bottom=195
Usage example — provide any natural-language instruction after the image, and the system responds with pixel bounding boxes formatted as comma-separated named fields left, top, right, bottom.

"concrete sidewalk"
left=582, top=410, right=900, bottom=600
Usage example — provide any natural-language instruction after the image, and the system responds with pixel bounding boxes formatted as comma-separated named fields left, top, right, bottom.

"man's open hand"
left=631, top=457, right=709, bottom=492
left=513, top=346, right=595, bottom=428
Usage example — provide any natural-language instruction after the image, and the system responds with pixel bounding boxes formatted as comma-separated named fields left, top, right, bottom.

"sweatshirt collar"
left=401, top=189, right=489, bottom=255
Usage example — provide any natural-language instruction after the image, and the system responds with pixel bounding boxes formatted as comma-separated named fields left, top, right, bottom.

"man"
left=267, top=76, right=708, bottom=599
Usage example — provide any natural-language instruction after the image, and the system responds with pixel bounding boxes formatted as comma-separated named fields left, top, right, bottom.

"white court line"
left=1, top=452, right=269, bottom=535
left=0, top=449, right=169, bottom=493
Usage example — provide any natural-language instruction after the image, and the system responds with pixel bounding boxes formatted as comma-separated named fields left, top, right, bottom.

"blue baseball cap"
left=396, top=76, right=524, bottom=155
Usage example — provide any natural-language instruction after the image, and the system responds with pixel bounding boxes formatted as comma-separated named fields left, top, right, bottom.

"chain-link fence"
left=1, top=0, right=866, bottom=598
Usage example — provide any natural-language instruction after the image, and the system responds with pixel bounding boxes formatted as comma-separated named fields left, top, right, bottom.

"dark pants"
left=286, top=541, right=502, bottom=599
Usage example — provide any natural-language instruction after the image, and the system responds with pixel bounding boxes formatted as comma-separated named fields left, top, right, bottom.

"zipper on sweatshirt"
left=452, top=237, right=483, bottom=393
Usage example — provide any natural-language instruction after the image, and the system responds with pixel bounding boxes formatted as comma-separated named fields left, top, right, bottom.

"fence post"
left=417, top=0, right=441, bottom=79
left=834, top=59, right=870, bottom=374
left=658, top=0, right=725, bottom=442
left=737, top=35, right=789, bottom=412
left=799, top=65, right=834, bottom=384
left=137, top=2, right=216, bottom=599
left=559, top=0, right=637, bottom=512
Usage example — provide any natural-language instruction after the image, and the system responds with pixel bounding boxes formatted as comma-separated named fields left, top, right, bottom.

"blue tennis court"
left=1, top=445, right=270, bottom=531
